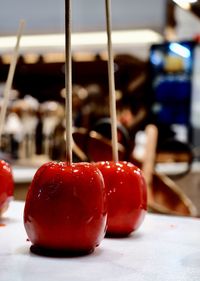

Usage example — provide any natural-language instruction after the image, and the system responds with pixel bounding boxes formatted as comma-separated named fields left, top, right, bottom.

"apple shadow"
left=29, top=245, right=96, bottom=258
left=129, top=231, right=144, bottom=240
left=105, top=231, right=144, bottom=240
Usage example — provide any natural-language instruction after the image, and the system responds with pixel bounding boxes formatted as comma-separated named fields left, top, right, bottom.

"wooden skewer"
left=105, top=0, right=119, bottom=162
left=0, top=20, right=25, bottom=147
left=142, top=124, right=158, bottom=202
left=65, top=0, right=73, bottom=165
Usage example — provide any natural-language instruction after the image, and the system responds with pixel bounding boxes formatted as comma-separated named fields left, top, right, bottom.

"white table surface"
left=12, top=161, right=200, bottom=183
left=12, top=166, right=37, bottom=183
left=0, top=201, right=200, bottom=281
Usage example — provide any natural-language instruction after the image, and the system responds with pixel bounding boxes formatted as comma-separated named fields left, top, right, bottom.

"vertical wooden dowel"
left=0, top=20, right=25, bottom=147
left=105, top=0, right=119, bottom=162
left=65, top=0, right=73, bottom=165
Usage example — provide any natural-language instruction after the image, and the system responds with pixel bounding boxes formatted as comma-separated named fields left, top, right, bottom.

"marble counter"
left=12, top=161, right=200, bottom=183
left=0, top=201, right=200, bottom=281
left=12, top=166, right=37, bottom=183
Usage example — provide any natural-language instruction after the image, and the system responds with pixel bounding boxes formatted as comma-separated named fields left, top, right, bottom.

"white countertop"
left=0, top=201, right=200, bottom=281
left=12, top=166, right=37, bottom=183
left=12, top=161, right=200, bottom=183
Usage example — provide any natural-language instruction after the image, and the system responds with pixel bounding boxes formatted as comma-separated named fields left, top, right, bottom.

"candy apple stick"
left=23, top=0, right=107, bottom=255
left=0, top=20, right=25, bottom=147
left=65, top=0, right=73, bottom=165
left=105, top=0, right=118, bottom=162
left=142, top=124, right=158, bottom=201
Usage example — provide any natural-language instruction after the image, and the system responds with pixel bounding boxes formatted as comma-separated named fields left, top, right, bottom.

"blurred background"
left=1, top=0, right=200, bottom=216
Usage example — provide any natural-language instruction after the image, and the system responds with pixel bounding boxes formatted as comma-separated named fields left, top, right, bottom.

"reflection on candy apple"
left=0, top=160, right=14, bottom=216
left=95, top=161, right=147, bottom=237
left=24, top=162, right=107, bottom=254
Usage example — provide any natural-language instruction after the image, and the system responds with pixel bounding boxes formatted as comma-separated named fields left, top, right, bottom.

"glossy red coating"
left=95, top=161, right=147, bottom=236
left=24, top=162, right=107, bottom=253
left=0, top=160, right=14, bottom=215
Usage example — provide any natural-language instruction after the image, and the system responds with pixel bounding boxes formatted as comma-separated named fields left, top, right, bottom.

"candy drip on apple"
left=95, top=161, right=147, bottom=236
left=23, top=0, right=107, bottom=255
left=0, top=160, right=14, bottom=216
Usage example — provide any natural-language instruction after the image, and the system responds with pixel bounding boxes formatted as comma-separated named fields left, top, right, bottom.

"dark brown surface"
left=171, top=171, right=200, bottom=216
left=14, top=182, right=29, bottom=201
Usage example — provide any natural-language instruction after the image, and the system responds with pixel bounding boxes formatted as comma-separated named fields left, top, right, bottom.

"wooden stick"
left=65, top=0, right=73, bottom=165
left=0, top=20, right=25, bottom=147
left=105, top=0, right=119, bottom=162
left=142, top=124, right=158, bottom=201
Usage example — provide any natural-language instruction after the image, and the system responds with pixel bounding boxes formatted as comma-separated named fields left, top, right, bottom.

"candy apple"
left=24, top=162, right=107, bottom=254
left=0, top=160, right=14, bottom=216
left=95, top=161, right=147, bottom=237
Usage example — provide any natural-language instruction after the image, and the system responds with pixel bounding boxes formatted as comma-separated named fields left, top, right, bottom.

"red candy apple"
left=24, top=162, right=107, bottom=253
left=0, top=160, right=14, bottom=216
left=95, top=161, right=147, bottom=237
